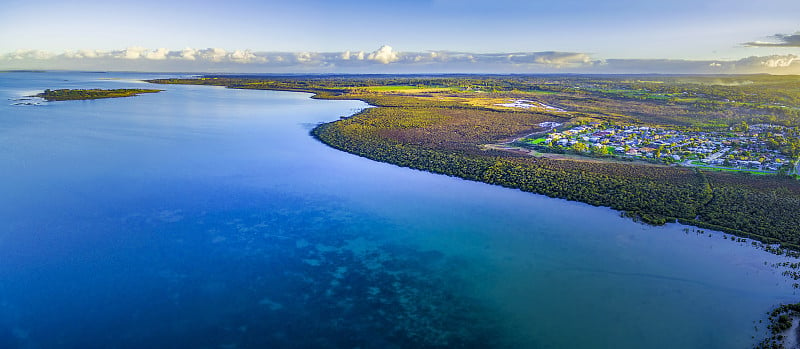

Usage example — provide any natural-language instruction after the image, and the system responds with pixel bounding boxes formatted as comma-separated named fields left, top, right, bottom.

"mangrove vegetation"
left=35, top=88, right=162, bottom=101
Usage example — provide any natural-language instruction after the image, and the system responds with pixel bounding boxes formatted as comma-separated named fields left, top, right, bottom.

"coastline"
left=146, top=76, right=800, bottom=253
left=305, top=93, right=800, bottom=253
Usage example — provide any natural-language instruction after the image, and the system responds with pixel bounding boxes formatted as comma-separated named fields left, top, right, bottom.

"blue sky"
left=1, top=0, right=799, bottom=73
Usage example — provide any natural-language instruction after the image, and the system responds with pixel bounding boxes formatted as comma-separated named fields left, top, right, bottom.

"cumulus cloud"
left=733, top=54, right=800, bottom=70
left=63, top=49, right=104, bottom=59
left=145, top=48, right=169, bottom=60
left=595, top=55, right=800, bottom=74
left=2, top=46, right=798, bottom=74
left=112, top=46, right=171, bottom=60
left=295, top=52, right=315, bottom=63
left=744, top=32, right=800, bottom=47
left=340, top=50, right=365, bottom=60
left=367, top=45, right=399, bottom=64
left=531, top=52, right=595, bottom=67
left=229, top=49, right=263, bottom=63
left=1, top=46, right=600, bottom=71
left=179, top=48, right=198, bottom=61
left=199, top=48, right=228, bottom=62
left=391, top=50, right=600, bottom=68
left=758, top=55, right=799, bottom=68
left=5, top=49, right=55, bottom=60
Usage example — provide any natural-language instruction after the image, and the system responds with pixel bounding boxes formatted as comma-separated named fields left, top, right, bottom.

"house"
left=626, top=149, right=640, bottom=156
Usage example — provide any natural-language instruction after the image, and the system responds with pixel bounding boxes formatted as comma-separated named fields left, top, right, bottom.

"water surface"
left=0, top=72, right=797, bottom=348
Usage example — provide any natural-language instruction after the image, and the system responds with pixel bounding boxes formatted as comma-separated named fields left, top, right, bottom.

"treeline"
left=311, top=102, right=800, bottom=247
left=35, top=88, right=162, bottom=101
left=314, top=112, right=709, bottom=226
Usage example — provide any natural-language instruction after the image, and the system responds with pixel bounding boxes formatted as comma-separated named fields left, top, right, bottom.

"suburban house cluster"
left=527, top=123, right=794, bottom=173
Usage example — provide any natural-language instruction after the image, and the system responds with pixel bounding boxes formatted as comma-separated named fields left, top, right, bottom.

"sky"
left=1, top=0, right=799, bottom=74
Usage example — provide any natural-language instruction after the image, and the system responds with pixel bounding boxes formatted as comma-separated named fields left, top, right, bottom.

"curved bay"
left=0, top=72, right=796, bottom=348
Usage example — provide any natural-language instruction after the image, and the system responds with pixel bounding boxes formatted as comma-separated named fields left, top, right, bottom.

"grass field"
left=691, top=165, right=773, bottom=175
left=363, top=85, right=453, bottom=93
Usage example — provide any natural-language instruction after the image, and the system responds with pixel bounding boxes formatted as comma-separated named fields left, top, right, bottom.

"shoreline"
left=146, top=76, right=800, bottom=253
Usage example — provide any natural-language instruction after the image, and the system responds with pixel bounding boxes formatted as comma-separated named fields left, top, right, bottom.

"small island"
left=35, top=88, right=162, bottom=101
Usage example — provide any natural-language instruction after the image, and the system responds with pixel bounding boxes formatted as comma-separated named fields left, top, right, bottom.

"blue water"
left=0, top=71, right=797, bottom=348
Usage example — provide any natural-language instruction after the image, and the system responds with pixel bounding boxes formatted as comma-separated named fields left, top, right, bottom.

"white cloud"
left=63, top=49, right=104, bottom=59
left=230, top=49, right=264, bottom=63
left=730, top=55, right=800, bottom=73
left=108, top=47, right=171, bottom=60
left=6, top=49, right=55, bottom=60
left=295, top=52, right=314, bottom=63
left=759, top=55, right=798, bottom=68
left=596, top=55, right=800, bottom=74
left=340, top=50, right=365, bottom=61
left=145, top=48, right=169, bottom=60
left=367, top=45, right=399, bottom=64
left=120, top=46, right=146, bottom=60
left=2, top=46, right=798, bottom=74
left=199, top=48, right=227, bottom=62
left=530, top=52, right=594, bottom=67
left=179, top=48, right=197, bottom=61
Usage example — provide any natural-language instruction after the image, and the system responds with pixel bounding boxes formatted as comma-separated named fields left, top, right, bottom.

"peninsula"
left=149, top=75, right=800, bottom=251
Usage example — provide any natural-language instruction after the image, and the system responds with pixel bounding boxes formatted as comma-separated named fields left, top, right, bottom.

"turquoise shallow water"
left=0, top=72, right=798, bottom=348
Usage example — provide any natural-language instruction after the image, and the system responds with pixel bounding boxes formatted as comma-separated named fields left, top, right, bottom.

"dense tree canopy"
left=35, top=88, right=162, bottom=101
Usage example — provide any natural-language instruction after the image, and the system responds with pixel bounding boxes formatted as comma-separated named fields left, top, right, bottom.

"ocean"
left=0, top=71, right=796, bottom=348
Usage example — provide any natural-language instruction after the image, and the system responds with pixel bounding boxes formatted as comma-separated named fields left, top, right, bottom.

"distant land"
left=35, top=88, right=162, bottom=101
